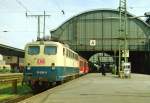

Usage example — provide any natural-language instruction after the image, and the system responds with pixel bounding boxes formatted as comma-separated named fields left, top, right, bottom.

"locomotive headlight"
left=27, top=66, right=31, bottom=70
left=51, top=63, right=55, bottom=70
left=27, top=63, right=31, bottom=70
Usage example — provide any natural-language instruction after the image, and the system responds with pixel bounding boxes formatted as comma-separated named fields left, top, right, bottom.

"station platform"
left=19, top=73, right=150, bottom=103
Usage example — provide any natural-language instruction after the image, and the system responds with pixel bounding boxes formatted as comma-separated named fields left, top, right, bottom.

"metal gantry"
left=118, top=0, right=129, bottom=76
left=26, top=11, right=50, bottom=39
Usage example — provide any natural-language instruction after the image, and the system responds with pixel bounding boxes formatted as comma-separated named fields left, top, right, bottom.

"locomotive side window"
left=44, top=46, right=57, bottom=55
left=75, top=54, right=78, bottom=60
left=80, top=61, right=83, bottom=67
left=63, top=48, right=65, bottom=55
left=66, top=49, right=69, bottom=57
left=28, top=46, right=40, bottom=55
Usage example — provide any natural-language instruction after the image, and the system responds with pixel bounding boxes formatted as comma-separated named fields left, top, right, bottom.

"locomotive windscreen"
left=28, top=46, right=40, bottom=55
left=44, top=46, right=57, bottom=55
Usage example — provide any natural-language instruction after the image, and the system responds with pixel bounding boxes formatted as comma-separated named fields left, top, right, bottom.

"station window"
left=28, top=46, right=40, bottom=55
left=44, top=46, right=57, bottom=55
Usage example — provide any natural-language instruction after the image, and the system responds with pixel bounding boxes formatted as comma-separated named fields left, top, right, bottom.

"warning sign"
left=90, top=40, right=96, bottom=46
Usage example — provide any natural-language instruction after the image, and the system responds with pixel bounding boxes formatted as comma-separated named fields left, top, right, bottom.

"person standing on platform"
left=101, top=64, right=106, bottom=76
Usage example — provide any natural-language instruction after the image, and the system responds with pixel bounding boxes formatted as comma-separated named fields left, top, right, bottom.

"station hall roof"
left=0, top=44, right=24, bottom=58
left=51, top=9, right=150, bottom=52
left=51, top=9, right=150, bottom=33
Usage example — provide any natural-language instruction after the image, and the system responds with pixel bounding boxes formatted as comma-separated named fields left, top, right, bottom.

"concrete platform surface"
left=19, top=73, right=150, bottom=103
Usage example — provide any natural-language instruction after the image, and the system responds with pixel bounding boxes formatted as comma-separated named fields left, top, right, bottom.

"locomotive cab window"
left=28, top=46, right=40, bottom=55
left=44, top=46, right=57, bottom=55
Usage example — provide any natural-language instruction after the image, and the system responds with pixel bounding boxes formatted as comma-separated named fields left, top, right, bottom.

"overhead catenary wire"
left=129, top=6, right=150, bottom=9
left=52, top=0, right=62, bottom=11
left=52, top=0, right=65, bottom=15
left=15, top=0, right=30, bottom=12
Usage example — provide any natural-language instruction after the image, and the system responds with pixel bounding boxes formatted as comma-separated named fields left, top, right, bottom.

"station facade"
left=51, top=9, right=150, bottom=74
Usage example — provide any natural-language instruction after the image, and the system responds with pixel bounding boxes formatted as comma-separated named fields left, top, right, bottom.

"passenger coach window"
left=44, top=46, right=57, bottom=55
left=28, top=46, right=40, bottom=55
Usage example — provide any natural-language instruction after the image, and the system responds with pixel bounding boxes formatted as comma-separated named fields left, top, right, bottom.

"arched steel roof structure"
left=51, top=9, right=150, bottom=52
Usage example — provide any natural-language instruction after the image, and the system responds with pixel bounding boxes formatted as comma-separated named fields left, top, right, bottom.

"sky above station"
left=0, top=0, right=149, bottom=49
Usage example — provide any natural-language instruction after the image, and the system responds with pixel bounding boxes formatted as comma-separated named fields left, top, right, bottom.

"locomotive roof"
left=26, top=40, right=63, bottom=45
left=25, top=40, right=73, bottom=51
left=25, top=40, right=78, bottom=54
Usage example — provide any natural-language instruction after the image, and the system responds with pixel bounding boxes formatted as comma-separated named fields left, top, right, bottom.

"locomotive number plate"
left=36, top=71, right=47, bottom=75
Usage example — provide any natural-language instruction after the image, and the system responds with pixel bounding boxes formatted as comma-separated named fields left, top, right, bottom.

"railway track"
left=1, top=84, right=57, bottom=103
left=0, top=82, right=60, bottom=103
left=0, top=73, right=83, bottom=103
left=0, top=73, right=23, bottom=94
left=0, top=93, right=33, bottom=103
